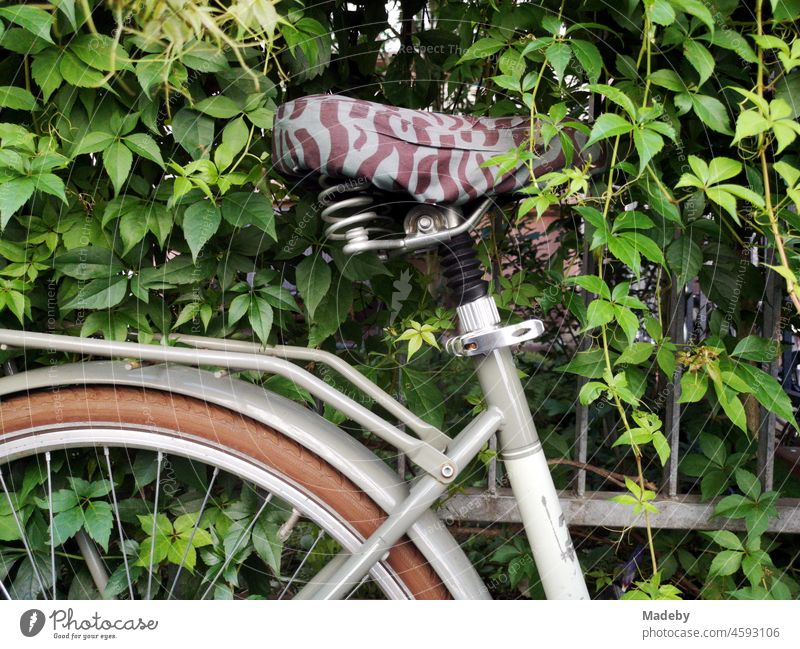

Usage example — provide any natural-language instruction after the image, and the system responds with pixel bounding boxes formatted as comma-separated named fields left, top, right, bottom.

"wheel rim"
left=0, top=422, right=412, bottom=600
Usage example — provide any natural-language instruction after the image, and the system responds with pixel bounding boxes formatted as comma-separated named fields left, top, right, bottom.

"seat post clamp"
left=446, top=296, right=545, bottom=357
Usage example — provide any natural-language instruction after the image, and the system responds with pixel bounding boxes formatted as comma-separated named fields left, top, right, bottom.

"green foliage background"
left=0, top=0, right=799, bottom=599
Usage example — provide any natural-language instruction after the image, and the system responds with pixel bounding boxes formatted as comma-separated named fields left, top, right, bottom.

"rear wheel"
left=0, top=386, right=448, bottom=600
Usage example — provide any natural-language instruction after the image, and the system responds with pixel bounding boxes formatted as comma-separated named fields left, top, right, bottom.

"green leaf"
left=183, top=201, right=221, bottom=261
left=220, top=192, right=276, bottom=239
left=28, top=173, right=65, bottom=204
left=557, top=348, right=607, bottom=378
left=733, top=109, right=770, bottom=144
left=0, top=86, right=37, bottom=111
left=545, top=42, right=572, bottom=82
left=652, top=431, right=671, bottom=466
left=666, top=236, right=702, bottom=285
left=736, top=363, right=799, bottom=429
left=709, top=550, right=742, bottom=577
left=252, top=518, right=282, bottom=576
left=459, top=37, right=505, bottom=62
left=567, top=275, right=611, bottom=299
left=74, top=131, right=115, bottom=156
left=295, top=255, right=331, bottom=319
left=586, top=113, right=633, bottom=147
left=683, top=40, right=715, bottom=85
left=63, top=277, right=127, bottom=311
left=705, top=530, right=743, bottom=551
left=54, top=247, right=124, bottom=280
left=248, top=296, right=273, bottom=344
left=402, top=366, right=445, bottom=429
left=51, top=507, right=84, bottom=546
left=58, top=51, right=106, bottom=87
left=613, top=306, right=640, bottom=346
left=670, top=0, right=716, bottom=33
left=171, top=108, right=215, bottom=160
left=648, top=0, right=676, bottom=25
left=102, top=141, right=133, bottom=196
left=679, top=370, right=707, bottom=403
left=586, top=299, right=614, bottom=328
left=734, top=468, right=761, bottom=500
left=632, top=127, right=664, bottom=172
left=83, top=501, right=113, bottom=552
left=707, top=157, right=742, bottom=184
left=732, top=335, right=778, bottom=362
left=123, top=133, right=165, bottom=168
left=699, top=432, right=727, bottom=466
left=570, top=39, right=602, bottom=83
left=119, top=210, right=149, bottom=255
left=30, top=49, right=63, bottom=102
left=0, top=5, right=54, bottom=43
left=214, top=116, right=248, bottom=171
left=0, top=177, right=34, bottom=228
left=227, top=293, right=250, bottom=327
left=194, top=95, right=241, bottom=119
left=69, top=33, right=131, bottom=72
left=615, top=342, right=654, bottom=365
left=690, top=94, right=733, bottom=135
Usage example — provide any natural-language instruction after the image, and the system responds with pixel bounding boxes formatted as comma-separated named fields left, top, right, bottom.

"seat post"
left=438, top=232, right=489, bottom=306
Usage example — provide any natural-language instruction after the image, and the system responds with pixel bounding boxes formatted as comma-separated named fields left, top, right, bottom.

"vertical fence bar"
left=573, top=240, right=595, bottom=497
left=663, top=282, right=686, bottom=496
left=758, top=255, right=781, bottom=492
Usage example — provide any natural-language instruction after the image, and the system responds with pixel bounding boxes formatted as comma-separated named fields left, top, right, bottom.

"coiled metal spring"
left=318, top=176, right=394, bottom=249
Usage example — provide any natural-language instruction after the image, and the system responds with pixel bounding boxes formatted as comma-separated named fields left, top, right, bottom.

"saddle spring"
left=318, top=176, right=394, bottom=250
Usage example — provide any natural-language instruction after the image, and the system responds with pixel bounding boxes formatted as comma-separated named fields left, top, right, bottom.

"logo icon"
left=20, top=609, right=45, bottom=637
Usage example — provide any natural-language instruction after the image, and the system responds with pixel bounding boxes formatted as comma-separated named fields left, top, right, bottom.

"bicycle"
left=0, top=93, right=603, bottom=600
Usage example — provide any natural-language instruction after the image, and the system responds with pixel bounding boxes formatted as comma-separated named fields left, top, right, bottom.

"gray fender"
left=0, top=361, right=490, bottom=600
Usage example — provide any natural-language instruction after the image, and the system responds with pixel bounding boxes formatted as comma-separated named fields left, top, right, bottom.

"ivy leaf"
left=545, top=42, right=572, bottom=82
left=0, top=177, right=35, bottom=228
left=295, top=255, right=331, bottom=319
left=632, top=127, right=664, bottom=172
left=683, top=40, right=715, bottom=85
left=732, top=335, right=778, bottom=362
left=227, top=293, right=250, bottom=328
left=252, top=517, right=282, bottom=576
left=691, top=94, right=733, bottom=135
left=59, top=50, right=106, bottom=87
left=666, top=236, right=702, bottom=285
left=557, top=348, right=607, bottom=378
left=62, top=277, right=128, bottom=310
left=586, top=113, right=633, bottom=147
left=214, top=116, right=248, bottom=171
left=734, top=468, right=762, bottom=500
left=0, top=5, right=54, bottom=43
left=69, top=33, right=132, bottom=72
left=670, top=0, right=716, bottom=33
left=30, top=49, right=63, bottom=101
left=459, top=37, right=505, bottom=62
left=248, top=296, right=273, bottom=344
left=102, top=141, right=133, bottom=196
left=586, top=299, right=615, bottom=328
left=570, top=39, right=602, bottom=83
left=54, top=247, right=124, bottom=280
left=220, top=192, right=276, bottom=239
left=194, top=95, right=241, bottom=119
left=51, top=507, right=84, bottom=546
left=123, top=133, right=165, bottom=169
left=0, top=86, right=37, bottom=110
left=83, top=501, right=113, bottom=552
left=183, top=201, right=221, bottom=261
left=709, top=550, right=743, bottom=577
left=705, top=530, right=744, bottom=551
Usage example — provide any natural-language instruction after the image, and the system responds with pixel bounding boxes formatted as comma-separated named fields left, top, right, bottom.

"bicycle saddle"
left=272, top=94, right=598, bottom=205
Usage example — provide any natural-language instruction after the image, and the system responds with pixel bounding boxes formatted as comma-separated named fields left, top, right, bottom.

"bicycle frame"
left=0, top=292, right=589, bottom=600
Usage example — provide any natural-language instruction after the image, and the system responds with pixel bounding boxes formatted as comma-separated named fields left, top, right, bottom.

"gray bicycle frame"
left=0, top=294, right=589, bottom=600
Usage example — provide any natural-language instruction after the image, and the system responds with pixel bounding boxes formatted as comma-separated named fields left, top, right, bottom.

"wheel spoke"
left=45, top=452, right=56, bottom=599
left=0, top=467, right=48, bottom=599
left=104, top=447, right=134, bottom=600
left=168, top=466, right=219, bottom=600
left=200, top=491, right=272, bottom=600
left=279, top=528, right=325, bottom=600
left=344, top=574, right=370, bottom=600
left=145, top=450, right=163, bottom=600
